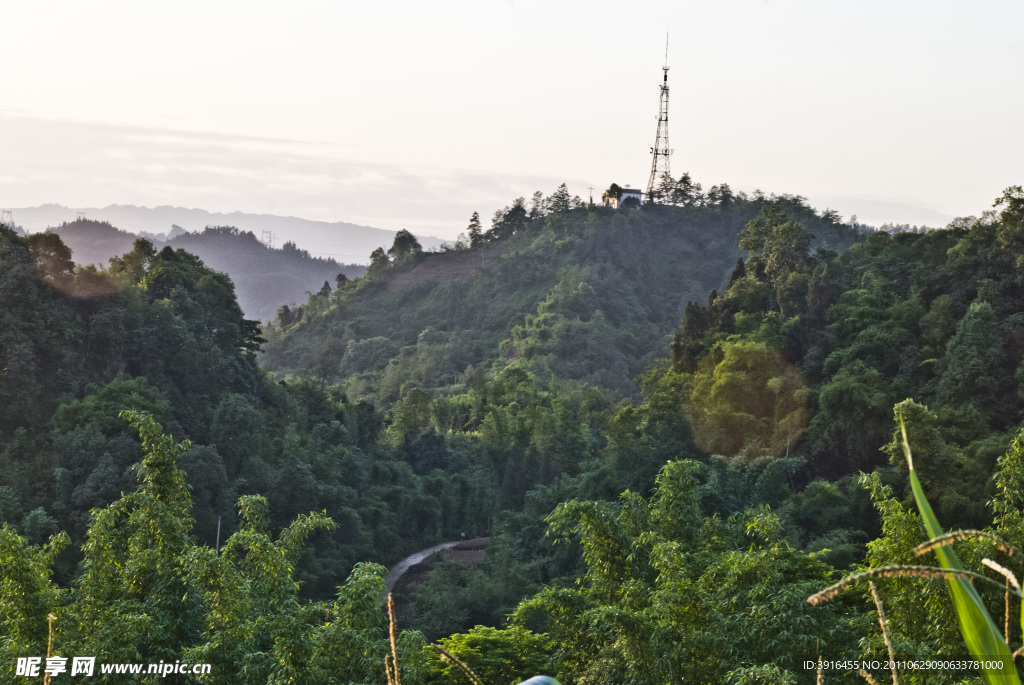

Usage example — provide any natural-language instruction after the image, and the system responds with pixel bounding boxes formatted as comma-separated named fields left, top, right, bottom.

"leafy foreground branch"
left=9, top=405, right=1024, bottom=684
left=0, top=411, right=434, bottom=684
left=436, top=401, right=1024, bottom=685
left=809, top=401, right=1024, bottom=684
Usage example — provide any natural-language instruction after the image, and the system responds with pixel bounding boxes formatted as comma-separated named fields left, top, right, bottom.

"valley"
left=3, top=182, right=1024, bottom=683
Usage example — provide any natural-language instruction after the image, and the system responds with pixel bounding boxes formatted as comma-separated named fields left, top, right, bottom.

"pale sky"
left=1, top=1, right=1021, bottom=242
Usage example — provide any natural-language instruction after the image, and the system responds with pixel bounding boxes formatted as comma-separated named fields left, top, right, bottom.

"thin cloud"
left=0, top=112, right=585, bottom=238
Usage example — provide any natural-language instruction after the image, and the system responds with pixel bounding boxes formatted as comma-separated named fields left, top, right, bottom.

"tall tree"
left=488, top=198, right=528, bottom=240
left=547, top=183, right=572, bottom=214
left=26, top=232, right=75, bottom=285
left=0, top=526, right=68, bottom=680
left=512, top=460, right=859, bottom=684
left=388, top=229, right=422, bottom=264
left=368, top=247, right=391, bottom=277
left=995, top=185, right=1024, bottom=269
left=738, top=205, right=813, bottom=316
left=467, top=211, right=483, bottom=247
left=936, top=300, right=1003, bottom=411
left=529, top=190, right=546, bottom=224
left=183, top=495, right=338, bottom=685
left=655, top=171, right=677, bottom=204
left=675, top=172, right=704, bottom=207
left=71, top=411, right=202, bottom=675
left=706, top=183, right=734, bottom=209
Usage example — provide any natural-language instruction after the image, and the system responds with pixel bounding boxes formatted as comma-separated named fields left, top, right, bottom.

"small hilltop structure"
left=604, top=36, right=673, bottom=210
left=601, top=184, right=644, bottom=209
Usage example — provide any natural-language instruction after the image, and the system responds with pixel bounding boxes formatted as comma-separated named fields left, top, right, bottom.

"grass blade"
left=899, top=417, right=1018, bottom=683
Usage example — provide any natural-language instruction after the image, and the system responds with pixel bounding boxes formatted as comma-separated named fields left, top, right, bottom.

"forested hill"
left=0, top=225, right=490, bottom=599
left=10, top=185, right=1024, bottom=682
left=45, top=218, right=138, bottom=267
left=43, top=219, right=366, bottom=322
left=260, top=187, right=859, bottom=400
left=663, top=185, right=1024, bottom=523
left=165, top=227, right=366, bottom=322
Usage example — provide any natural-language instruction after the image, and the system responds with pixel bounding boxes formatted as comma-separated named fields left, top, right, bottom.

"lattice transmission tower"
left=646, top=35, right=673, bottom=204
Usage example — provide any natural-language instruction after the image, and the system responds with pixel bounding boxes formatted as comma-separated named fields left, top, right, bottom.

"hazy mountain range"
left=6, top=204, right=445, bottom=263
left=40, top=219, right=366, bottom=323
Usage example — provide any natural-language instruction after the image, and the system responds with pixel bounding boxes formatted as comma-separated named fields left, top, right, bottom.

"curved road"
left=384, top=541, right=459, bottom=597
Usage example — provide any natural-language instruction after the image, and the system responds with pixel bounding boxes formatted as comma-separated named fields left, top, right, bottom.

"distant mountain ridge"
left=6, top=203, right=445, bottom=263
left=45, top=219, right=367, bottom=323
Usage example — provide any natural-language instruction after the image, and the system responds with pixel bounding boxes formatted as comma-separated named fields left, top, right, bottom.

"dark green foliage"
left=167, top=227, right=365, bottom=323
left=407, top=559, right=493, bottom=640
left=656, top=171, right=704, bottom=207
left=424, top=625, right=554, bottom=685
left=27, top=231, right=76, bottom=284
left=507, top=460, right=864, bottom=684
left=262, top=181, right=857, bottom=401
left=0, top=228, right=497, bottom=598
left=8, top=181, right=1024, bottom=678
left=826, top=417, right=1024, bottom=684
left=50, top=220, right=366, bottom=323
left=600, top=362, right=701, bottom=496
left=0, top=414, right=420, bottom=684
left=546, top=183, right=573, bottom=214
left=936, top=301, right=1004, bottom=410
left=488, top=197, right=530, bottom=240
left=467, top=211, right=484, bottom=247
left=210, top=392, right=263, bottom=458
left=0, top=526, right=68, bottom=678
left=388, top=229, right=423, bottom=263
left=668, top=188, right=1024, bottom=529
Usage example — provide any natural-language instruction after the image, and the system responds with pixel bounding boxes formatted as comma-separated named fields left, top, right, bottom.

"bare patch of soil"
left=386, top=244, right=509, bottom=292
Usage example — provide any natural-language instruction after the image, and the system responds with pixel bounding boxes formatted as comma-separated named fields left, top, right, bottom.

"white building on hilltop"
left=603, top=184, right=644, bottom=209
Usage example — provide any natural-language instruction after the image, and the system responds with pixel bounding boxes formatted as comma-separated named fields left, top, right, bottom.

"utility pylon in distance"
left=646, top=35, right=673, bottom=204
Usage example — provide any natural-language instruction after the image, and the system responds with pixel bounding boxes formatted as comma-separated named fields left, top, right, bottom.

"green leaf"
left=899, top=416, right=1019, bottom=684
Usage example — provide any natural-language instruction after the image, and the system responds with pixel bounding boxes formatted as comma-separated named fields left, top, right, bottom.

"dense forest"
left=3, top=179, right=1024, bottom=683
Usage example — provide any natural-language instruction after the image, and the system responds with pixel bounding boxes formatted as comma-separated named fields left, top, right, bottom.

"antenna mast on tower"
left=646, top=35, right=673, bottom=204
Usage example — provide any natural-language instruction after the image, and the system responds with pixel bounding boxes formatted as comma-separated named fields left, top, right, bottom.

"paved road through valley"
left=384, top=541, right=460, bottom=598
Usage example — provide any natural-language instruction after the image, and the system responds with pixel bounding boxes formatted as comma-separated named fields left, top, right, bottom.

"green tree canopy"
left=389, top=229, right=423, bottom=264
